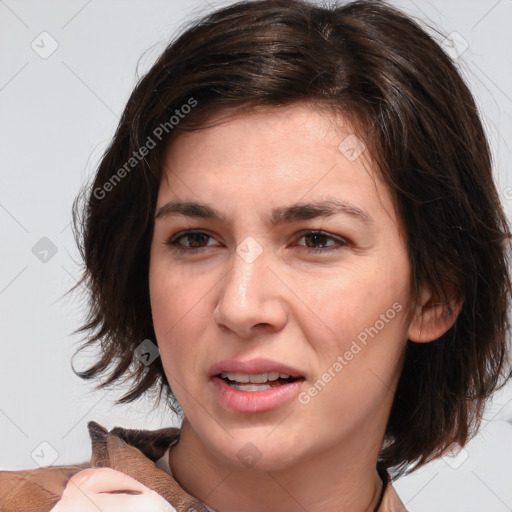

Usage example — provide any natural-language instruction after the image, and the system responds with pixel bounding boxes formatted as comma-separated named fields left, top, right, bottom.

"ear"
left=408, top=283, right=462, bottom=343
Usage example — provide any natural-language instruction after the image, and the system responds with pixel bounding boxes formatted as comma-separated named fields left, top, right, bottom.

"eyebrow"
left=155, top=199, right=373, bottom=225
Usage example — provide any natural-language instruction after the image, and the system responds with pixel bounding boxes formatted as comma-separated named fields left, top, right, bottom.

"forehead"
left=165, top=104, right=358, bottom=168
left=158, top=104, right=396, bottom=225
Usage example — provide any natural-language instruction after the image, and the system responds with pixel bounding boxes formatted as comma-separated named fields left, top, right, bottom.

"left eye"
left=296, top=231, right=346, bottom=250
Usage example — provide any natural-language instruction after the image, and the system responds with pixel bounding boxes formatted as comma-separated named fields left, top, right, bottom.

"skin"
left=148, top=104, right=456, bottom=512
left=51, top=468, right=174, bottom=511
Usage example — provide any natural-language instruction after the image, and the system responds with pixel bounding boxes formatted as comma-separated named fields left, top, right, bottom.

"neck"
left=170, top=421, right=385, bottom=512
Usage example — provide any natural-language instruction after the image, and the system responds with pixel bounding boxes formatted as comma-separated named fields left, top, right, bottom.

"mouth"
left=209, top=359, right=305, bottom=413
left=218, top=372, right=302, bottom=391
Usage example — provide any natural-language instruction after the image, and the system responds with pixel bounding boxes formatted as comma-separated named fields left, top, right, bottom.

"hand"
left=50, top=467, right=176, bottom=512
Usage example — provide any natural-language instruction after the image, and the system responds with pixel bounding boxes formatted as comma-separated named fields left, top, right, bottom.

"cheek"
left=150, top=253, right=208, bottom=327
left=149, top=261, right=216, bottom=382
left=306, top=273, right=409, bottom=402
left=297, top=263, right=410, bottom=356
left=297, top=279, right=409, bottom=434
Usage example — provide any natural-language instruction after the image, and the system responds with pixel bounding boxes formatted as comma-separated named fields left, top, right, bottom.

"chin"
left=211, top=429, right=307, bottom=472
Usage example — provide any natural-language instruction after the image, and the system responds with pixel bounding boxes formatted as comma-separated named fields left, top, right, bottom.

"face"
left=149, top=104, right=414, bottom=471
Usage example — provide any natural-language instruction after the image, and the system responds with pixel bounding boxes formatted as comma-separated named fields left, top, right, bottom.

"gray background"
left=1, top=1, right=511, bottom=511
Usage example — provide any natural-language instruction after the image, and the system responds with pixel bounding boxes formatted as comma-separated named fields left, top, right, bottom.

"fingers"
left=50, top=467, right=177, bottom=512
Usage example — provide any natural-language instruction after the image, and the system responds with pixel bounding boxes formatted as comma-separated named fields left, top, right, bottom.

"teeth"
left=220, top=372, right=291, bottom=383
left=249, top=373, right=267, bottom=383
left=229, top=383, right=273, bottom=391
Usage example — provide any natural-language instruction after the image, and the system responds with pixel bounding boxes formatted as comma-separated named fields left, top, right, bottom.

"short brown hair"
left=72, top=0, right=512, bottom=474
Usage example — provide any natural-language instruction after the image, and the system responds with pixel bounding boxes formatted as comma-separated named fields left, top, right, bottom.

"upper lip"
left=209, top=358, right=304, bottom=378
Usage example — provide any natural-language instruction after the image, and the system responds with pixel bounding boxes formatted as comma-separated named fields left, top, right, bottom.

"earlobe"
left=408, top=284, right=462, bottom=343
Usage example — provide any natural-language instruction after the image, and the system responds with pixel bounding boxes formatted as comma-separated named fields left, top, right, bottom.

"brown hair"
left=72, top=0, right=512, bottom=474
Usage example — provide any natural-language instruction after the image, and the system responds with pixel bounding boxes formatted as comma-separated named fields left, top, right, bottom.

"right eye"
left=166, top=230, right=221, bottom=251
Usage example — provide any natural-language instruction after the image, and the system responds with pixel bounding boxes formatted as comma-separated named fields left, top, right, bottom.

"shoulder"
left=0, top=421, right=207, bottom=512
left=0, top=463, right=90, bottom=512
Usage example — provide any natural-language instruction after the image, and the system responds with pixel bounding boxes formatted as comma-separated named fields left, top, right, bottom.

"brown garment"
left=0, top=420, right=407, bottom=512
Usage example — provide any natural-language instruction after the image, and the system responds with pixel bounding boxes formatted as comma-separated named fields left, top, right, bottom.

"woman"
left=1, top=0, right=510, bottom=511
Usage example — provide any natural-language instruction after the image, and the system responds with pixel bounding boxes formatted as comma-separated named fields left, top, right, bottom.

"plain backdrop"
left=1, top=1, right=511, bottom=511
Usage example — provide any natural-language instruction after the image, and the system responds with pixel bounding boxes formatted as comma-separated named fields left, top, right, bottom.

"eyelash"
left=165, top=230, right=348, bottom=253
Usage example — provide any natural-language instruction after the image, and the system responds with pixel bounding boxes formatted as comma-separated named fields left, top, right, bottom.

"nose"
left=213, top=248, right=288, bottom=338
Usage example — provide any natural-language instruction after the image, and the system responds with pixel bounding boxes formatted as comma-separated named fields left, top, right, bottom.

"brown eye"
left=297, top=231, right=346, bottom=251
left=303, top=232, right=334, bottom=248
left=167, top=230, right=219, bottom=250
left=180, top=232, right=210, bottom=247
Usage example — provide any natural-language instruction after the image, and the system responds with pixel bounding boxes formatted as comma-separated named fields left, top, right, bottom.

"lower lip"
left=211, top=376, right=303, bottom=413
